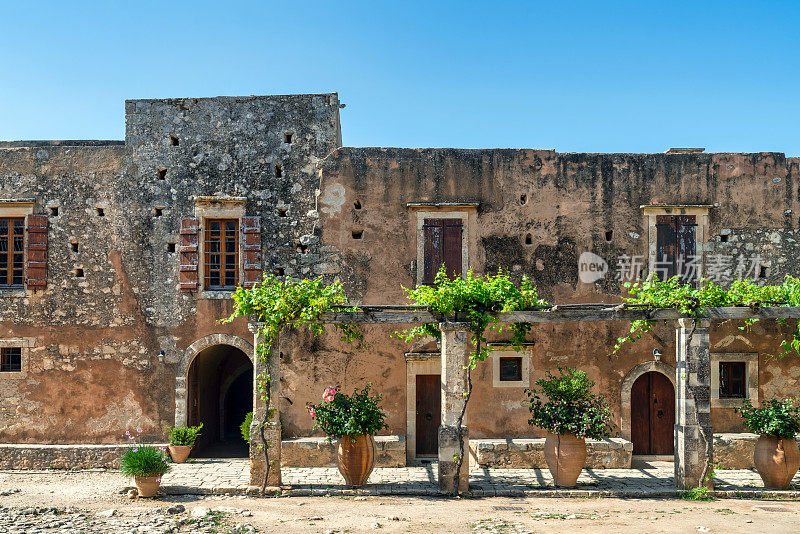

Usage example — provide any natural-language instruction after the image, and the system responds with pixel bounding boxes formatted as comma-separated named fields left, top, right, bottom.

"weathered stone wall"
left=470, top=438, right=633, bottom=469
left=0, top=443, right=167, bottom=470
left=0, top=94, right=343, bottom=444
left=280, top=436, right=405, bottom=468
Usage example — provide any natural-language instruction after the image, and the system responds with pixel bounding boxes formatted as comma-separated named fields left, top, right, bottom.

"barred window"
left=0, top=347, right=21, bottom=372
left=0, top=218, right=24, bottom=288
left=204, top=219, right=239, bottom=290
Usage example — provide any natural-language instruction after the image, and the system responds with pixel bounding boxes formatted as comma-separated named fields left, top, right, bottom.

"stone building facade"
left=0, top=93, right=798, bottom=468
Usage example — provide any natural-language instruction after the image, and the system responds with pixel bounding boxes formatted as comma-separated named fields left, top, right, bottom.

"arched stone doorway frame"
left=175, top=333, right=254, bottom=427
left=620, top=360, right=676, bottom=442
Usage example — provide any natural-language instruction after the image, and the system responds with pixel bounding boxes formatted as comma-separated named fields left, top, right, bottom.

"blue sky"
left=1, top=1, right=798, bottom=154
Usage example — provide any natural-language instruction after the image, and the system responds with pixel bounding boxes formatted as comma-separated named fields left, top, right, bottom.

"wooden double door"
left=415, top=375, right=441, bottom=456
left=631, top=371, right=675, bottom=455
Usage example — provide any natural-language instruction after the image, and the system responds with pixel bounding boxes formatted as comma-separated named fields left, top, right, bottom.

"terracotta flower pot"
left=544, top=432, right=587, bottom=488
left=753, top=435, right=800, bottom=489
left=169, top=445, right=192, bottom=463
left=337, top=434, right=376, bottom=487
left=134, top=475, right=162, bottom=498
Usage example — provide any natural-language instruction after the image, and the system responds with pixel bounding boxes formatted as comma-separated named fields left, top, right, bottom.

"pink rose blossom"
left=322, top=387, right=337, bottom=402
left=309, top=407, right=316, bottom=418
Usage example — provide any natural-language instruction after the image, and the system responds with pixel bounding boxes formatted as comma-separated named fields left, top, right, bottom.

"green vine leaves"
left=396, top=268, right=549, bottom=367
left=224, top=274, right=362, bottom=364
left=613, top=275, right=800, bottom=357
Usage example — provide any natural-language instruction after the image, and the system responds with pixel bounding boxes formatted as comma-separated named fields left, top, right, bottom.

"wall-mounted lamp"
left=653, top=348, right=662, bottom=362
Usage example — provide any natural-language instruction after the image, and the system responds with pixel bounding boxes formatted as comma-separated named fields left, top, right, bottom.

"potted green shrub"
left=739, top=397, right=800, bottom=489
left=527, top=366, right=613, bottom=487
left=119, top=432, right=170, bottom=498
left=307, top=384, right=388, bottom=487
left=165, top=424, right=203, bottom=463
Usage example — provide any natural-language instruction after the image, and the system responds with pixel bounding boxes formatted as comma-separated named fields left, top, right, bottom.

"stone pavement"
left=160, top=459, right=800, bottom=498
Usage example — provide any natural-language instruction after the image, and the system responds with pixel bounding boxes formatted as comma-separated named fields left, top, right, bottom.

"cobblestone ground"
left=160, top=459, right=800, bottom=497
left=0, top=504, right=256, bottom=534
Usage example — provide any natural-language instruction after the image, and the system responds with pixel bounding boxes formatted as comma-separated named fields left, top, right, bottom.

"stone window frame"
left=488, top=345, right=533, bottom=388
left=710, top=352, right=758, bottom=409
left=0, top=200, right=34, bottom=297
left=193, top=196, right=247, bottom=299
left=408, top=203, right=478, bottom=287
left=640, top=205, right=713, bottom=280
left=405, top=352, right=440, bottom=464
left=0, top=337, right=33, bottom=379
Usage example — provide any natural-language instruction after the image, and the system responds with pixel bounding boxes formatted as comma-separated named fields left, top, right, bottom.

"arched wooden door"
left=631, top=371, right=675, bottom=455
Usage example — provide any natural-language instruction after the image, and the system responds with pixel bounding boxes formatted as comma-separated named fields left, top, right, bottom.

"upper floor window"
left=422, top=218, right=462, bottom=285
left=203, top=219, right=239, bottom=290
left=0, top=218, right=25, bottom=288
left=655, top=215, right=696, bottom=282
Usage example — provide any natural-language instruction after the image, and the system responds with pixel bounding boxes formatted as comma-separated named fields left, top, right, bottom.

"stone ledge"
left=469, top=438, right=633, bottom=469
left=281, top=436, right=405, bottom=468
left=714, top=432, right=800, bottom=469
left=0, top=443, right=168, bottom=470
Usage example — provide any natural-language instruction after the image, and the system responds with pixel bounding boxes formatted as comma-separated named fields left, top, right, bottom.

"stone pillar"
left=674, top=318, right=713, bottom=489
left=248, top=323, right=282, bottom=488
left=438, top=322, right=470, bottom=494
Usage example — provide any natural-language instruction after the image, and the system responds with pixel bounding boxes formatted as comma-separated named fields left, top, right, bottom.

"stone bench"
left=281, top=435, right=406, bottom=468
left=0, top=443, right=168, bottom=470
left=469, top=437, right=633, bottom=469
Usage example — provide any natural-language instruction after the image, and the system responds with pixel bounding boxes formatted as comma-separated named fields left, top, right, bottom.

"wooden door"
left=415, top=375, right=441, bottom=456
left=631, top=372, right=675, bottom=455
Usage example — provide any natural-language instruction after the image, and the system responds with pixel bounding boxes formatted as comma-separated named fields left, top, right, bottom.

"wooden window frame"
left=203, top=218, right=239, bottom=290
left=655, top=214, right=697, bottom=283
left=0, top=217, right=25, bottom=289
left=499, top=356, right=523, bottom=382
left=490, top=347, right=531, bottom=388
left=710, top=352, right=758, bottom=408
left=412, top=209, right=473, bottom=287
left=642, top=205, right=711, bottom=282
left=0, top=338, right=32, bottom=379
left=0, top=347, right=22, bottom=372
left=718, top=361, right=747, bottom=399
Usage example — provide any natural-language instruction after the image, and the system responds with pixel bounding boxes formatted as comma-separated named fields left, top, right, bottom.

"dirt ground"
left=0, top=470, right=798, bottom=533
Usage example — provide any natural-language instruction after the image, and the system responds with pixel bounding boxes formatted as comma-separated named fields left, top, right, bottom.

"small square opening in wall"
left=524, top=233, right=533, bottom=246
left=169, top=135, right=179, bottom=146
left=167, top=242, right=176, bottom=253
left=759, top=265, right=768, bottom=279
left=274, top=267, right=285, bottom=277
left=296, top=242, right=308, bottom=254
left=720, top=234, right=729, bottom=243
left=520, top=194, right=527, bottom=205
left=0, top=347, right=21, bottom=372
left=49, top=206, right=59, bottom=217
left=353, top=199, right=362, bottom=210
left=71, top=242, right=79, bottom=253
left=74, top=268, right=84, bottom=278
left=499, top=357, right=523, bottom=382
left=158, top=168, right=167, bottom=180
left=275, top=164, right=283, bottom=178
left=154, top=207, right=163, bottom=217
left=284, top=132, right=293, bottom=144
left=276, top=206, right=288, bottom=217
left=605, top=230, right=613, bottom=242
left=96, top=207, right=105, bottom=217
left=352, top=230, right=363, bottom=240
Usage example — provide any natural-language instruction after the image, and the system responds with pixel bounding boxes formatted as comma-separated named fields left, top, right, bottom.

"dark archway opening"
left=187, top=344, right=252, bottom=458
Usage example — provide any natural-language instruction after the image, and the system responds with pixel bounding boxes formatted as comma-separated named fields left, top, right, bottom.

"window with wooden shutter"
left=178, top=217, right=199, bottom=291
left=204, top=219, right=239, bottom=290
left=25, top=214, right=47, bottom=289
left=719, top=361, right=746, bottom=398
left=655, top=215, right=696, bottom=283
left=422, top=218, right=463, bottom=284
left=0, top=217, right=24, bottom=288
left=241, top=216, right=262, bottom=288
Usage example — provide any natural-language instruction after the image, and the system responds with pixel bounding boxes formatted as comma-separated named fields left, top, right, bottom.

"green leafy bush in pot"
left=738, top=398, right=800, bottom=439
left=307, top=383, right=388, bottom=441
left=165, top=424, right=203, bottom=446
left=527, top=366, right=613, bottom=439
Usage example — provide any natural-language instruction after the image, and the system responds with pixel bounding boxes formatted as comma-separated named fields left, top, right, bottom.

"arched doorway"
left=187, top=344, right=253, bottom=458
left=631, top=371, right=675, bottom=455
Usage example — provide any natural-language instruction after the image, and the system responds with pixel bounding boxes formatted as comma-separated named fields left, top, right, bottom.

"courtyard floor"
left=159, top=459, right=800, bottom=498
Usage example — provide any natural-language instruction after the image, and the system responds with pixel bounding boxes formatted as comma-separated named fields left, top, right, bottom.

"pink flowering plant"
left=307, top=383, right=388, bottom=441
left=526, top=366, right=613, bottom=439
left=119, top=428, right=170, bottom=479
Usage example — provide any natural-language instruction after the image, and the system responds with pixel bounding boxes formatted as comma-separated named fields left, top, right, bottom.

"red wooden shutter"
left=241, top=216, right=262, bottom=288
left=422, top=219, right=443, bottom=284
left=26, top=214, right=48, bottom=289
left=179, top=217, right=199, bottom=291
left=655, top=215, right=696, bottom=283
left=442, top=219, right=463, bottom=279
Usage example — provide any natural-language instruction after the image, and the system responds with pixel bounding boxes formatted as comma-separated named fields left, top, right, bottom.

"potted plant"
left=164, top=423, right=203, bottom=463
left=738, top=397, right=800, bottom=489
left=120, top=431, right=170, bottom=498
left=526, top=366, right=613, bottom=487
left=307, top=383, right=388, bottom=487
